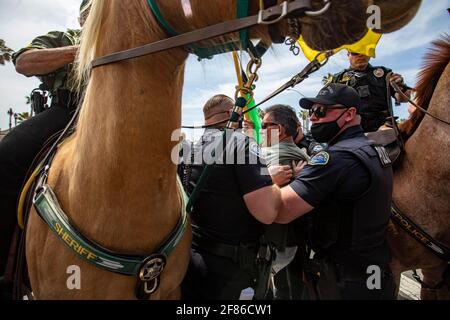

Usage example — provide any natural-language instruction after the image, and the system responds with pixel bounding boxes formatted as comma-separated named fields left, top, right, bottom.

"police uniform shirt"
left=329, top=64, right=396, bottom=121
left=190, top=129, right=273, bottom=244
left=290, top=126, right=370, bottom=208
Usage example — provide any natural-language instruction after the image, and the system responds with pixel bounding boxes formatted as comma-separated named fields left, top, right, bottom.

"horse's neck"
left=394, top=63, right=450, bottom=228
left=64, top=2, right=188, bottom=251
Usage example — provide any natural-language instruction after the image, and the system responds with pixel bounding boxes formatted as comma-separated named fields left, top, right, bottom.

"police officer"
left=180, top=94, right=281, bottom=300
left=0, top=0, right=90, bottom=298
left=326, top=51, right=411, bottom=132
left=273, top=83, right=396, bottom=300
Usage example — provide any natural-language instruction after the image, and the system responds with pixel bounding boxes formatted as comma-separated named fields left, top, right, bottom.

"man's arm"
left=275, top=185, right=314, bottom=223
left=243, top=185, right=281, bottom=225
left=15, top=46, right=78, bottom=77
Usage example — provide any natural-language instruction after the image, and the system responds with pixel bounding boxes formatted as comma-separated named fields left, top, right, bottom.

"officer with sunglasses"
left=324, top=51, right=411, bottom=132
left=272, top=83, right=396, bottom=300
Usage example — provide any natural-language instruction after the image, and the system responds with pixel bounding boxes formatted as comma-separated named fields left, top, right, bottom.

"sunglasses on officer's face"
left=349, top=52, right=363, bottom=56
left=309, top=105, right=348, bottom=118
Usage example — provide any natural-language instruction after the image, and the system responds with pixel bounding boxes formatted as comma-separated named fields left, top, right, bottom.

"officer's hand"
left=268, top=165, right=293, bottom=187
left=292, top=160, right=306, bottom=177
left=390, top=73, right=405, bottom=86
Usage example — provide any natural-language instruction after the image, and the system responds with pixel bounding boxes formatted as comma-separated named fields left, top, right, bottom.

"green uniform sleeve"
left=12, top=31, right=65, bottom=65
left=12, top=29, right=81, bottom=95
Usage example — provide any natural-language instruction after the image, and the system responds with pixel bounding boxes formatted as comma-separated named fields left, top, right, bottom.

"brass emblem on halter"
left=137, top=255, right=167, bottom=297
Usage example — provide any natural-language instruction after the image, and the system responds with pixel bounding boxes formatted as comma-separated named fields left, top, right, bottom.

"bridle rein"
left=91, top=0, right=326, bottom=68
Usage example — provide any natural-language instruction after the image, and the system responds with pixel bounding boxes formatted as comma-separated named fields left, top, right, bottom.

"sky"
left=0, top=0, right=449, bottom=138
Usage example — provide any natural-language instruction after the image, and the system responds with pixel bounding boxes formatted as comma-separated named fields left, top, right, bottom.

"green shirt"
left=262, top=141, right=309, bottom=168
left=13, top=29, right=81, bottom=100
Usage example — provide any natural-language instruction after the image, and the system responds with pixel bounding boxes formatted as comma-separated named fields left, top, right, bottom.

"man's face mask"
left=310, top=109, right=348, bottom=143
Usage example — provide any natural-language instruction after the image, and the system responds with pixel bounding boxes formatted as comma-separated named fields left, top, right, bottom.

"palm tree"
left=25, top=94, right=34, bottom=116
left=0, top=39, right=14, bottom=65
left=15, top=112, right=31, bottom=124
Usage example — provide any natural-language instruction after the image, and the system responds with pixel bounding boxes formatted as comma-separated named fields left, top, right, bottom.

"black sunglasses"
left=349, top=52, right=363, bottom=56
left=309, top=105, right=348, bottom=118
left=261, top=122, right=279, bottom=129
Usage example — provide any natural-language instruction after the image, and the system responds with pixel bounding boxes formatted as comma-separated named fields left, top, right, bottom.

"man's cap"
left=299, top=83, right=362, bottom=111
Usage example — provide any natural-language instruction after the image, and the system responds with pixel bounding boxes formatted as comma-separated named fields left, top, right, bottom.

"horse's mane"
left=74, top=0, right=106, bottom=89
left=74, top=0, right=152, bottom=90
left=399, top=34, right=450, bottom=141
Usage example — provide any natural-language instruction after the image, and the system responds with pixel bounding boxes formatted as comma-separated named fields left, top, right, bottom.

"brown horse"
left=24, top=0, right=421, bottom=299
left=389, top=35, right=450, bottom=300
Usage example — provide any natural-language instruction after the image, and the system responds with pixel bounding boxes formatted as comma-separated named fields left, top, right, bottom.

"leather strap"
left=265, top=0, right=287, bottom=44
left=92, top=0, right=312, bottom=68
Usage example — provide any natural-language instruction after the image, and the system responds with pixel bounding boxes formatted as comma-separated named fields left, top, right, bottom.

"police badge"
left=374, top=68, right=385, bottom=78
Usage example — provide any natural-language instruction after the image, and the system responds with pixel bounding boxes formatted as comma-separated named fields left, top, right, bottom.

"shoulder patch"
left=308, top=151, right=330, bottom=166
left=373, top=68, right=385, bottom=78
left=310, top=143, right=327, bottom=155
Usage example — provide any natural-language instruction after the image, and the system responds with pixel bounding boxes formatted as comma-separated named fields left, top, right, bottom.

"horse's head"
left=135, top=0, right=423, bottom=54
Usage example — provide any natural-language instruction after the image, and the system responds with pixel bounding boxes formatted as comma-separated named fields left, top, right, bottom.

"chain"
left=285, top=18, right=301, bottom=56
left=228, top=53, right=262, bottom=129
left=242, top=51, right=333, bottom=116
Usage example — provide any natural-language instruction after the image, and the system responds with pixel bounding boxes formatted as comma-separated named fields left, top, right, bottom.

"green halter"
left=147, top=0, right=258, bottom=60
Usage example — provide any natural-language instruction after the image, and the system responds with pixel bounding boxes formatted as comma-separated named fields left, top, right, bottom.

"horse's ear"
left=373, top=0, right=422, bottom=34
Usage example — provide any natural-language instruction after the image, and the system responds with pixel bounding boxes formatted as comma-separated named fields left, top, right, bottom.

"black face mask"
left=311, top=111, right=347, bottom=143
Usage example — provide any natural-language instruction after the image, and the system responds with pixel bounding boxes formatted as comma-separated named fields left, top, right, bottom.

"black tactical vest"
left=332, top=65, right=392, bottom=132
left=186, top=130, right=264, bottom=245
left=309, top=136, right=393, bottom=266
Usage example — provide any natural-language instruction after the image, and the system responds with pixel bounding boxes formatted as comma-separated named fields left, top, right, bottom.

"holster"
left=253, top=238, right=277, bottom=300
left=51, top=88, right=79, bottom=110
left=31, top=89, right=49, bottom=114
left=303, top=257, right=341, bottom=300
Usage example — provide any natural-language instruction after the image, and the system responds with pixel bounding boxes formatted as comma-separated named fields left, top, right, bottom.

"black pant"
left=338, top=278, right=396, bottom=300
left=181, top=248, right=257, bottom=300
left=0, top=105, right=74, bottom=276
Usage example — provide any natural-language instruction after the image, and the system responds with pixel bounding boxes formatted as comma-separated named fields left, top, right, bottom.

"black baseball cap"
left=299, top=83, right=362, bottom=111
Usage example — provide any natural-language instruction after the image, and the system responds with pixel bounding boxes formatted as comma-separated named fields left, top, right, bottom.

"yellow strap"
left=232, top=52, right=250, bottom=120
left=17, top=165, right=41, bottom=229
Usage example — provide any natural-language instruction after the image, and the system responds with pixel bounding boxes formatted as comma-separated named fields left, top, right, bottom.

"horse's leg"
left=166, top=287, right=182, bottom=300
left=421, top=263, right=450, bottom=300
left=389, top=258, right=404, bottom=299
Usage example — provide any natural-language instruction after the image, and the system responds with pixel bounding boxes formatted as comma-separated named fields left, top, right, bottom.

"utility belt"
left=192, top=233, right=259, bottom=270
left=50, top=88, right=80, bottom=110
